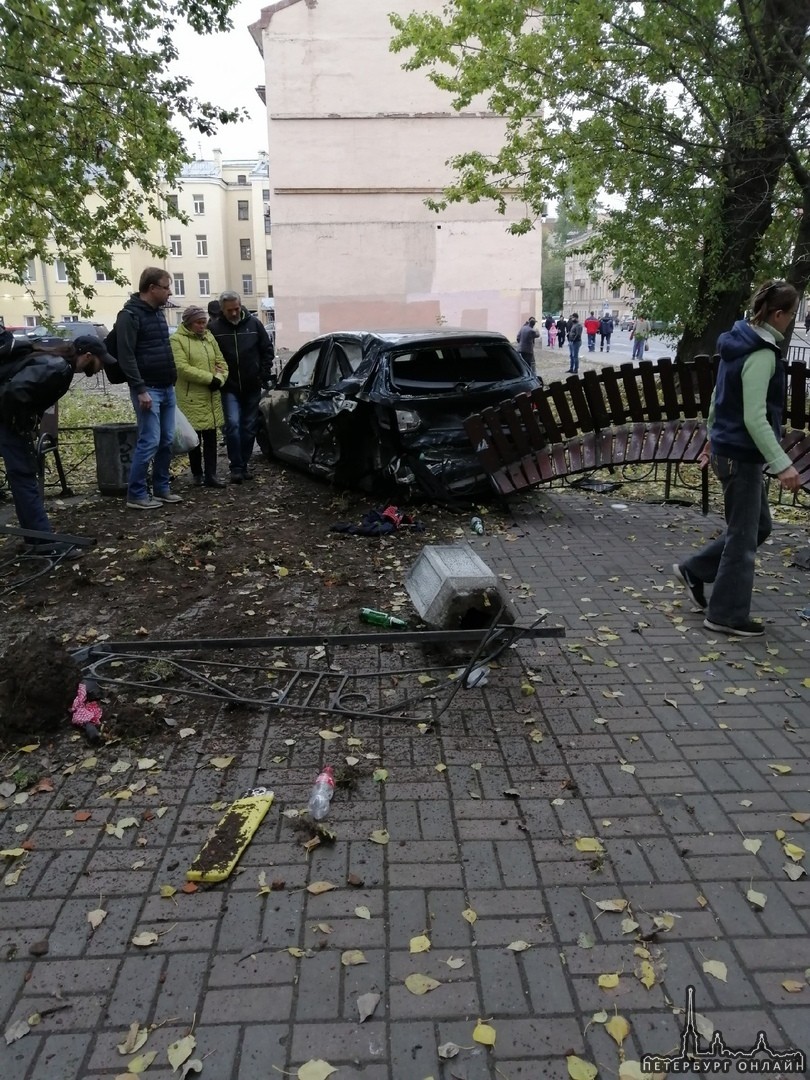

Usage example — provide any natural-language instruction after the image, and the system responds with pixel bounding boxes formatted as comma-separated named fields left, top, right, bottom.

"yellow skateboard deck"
left=186, top=789, right=274, bottom=883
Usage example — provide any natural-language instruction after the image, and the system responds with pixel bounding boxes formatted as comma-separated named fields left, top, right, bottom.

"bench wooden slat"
left=639, top=362, right=662, bottom=422
left=625, top=422, right=648, bottom=463
left=480, top=405, right=516, bottom=466
left=641, top=422, right=663, bottom=462
left=694, top=354, right=716, bottom=413
left=601, top=366, right=627, bottom=424
left=654, top=421, right=681, bottom=461
left=582, top=370, right=611, bottom=429
left=675, top=358, right=699, bottom=417
left=464, top=414, right=504, bottom=476
left=530, top=387, right=563, bottom=444
left=621, top=364, right=645, bottom=422
left=658, top=358, right=681, bottom=419
left=501, top=400, right=534, bottom=459
left=785, top=363, right=809, bottom=429
left=612, top=427, right=631, bottom=464
left=597, top=430, right=614, bottom=469
left=515, top=394, right=547, bottom=451
left=581, top=432, right=598, bottom=470
left=548, top=381, right=581, bottom=438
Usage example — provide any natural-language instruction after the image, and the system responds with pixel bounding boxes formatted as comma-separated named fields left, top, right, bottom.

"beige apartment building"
left=563, top=228, right=636, bottom=320
left=249, top=0, right=543, bottom=350
left=0, top=155, right=273, bottom=330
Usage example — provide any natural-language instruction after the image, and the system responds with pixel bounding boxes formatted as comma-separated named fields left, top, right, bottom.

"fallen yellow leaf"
left=404, top=973, right=440, bottom=995
left=472, top=1019, right=496, bottom=1046
left=575, top=837, right=604, bottom=854
left=606, top=1014, right=630, bottom=1046
left=567, top=1054, right=598, bottom=1080
left=598, top=972, right=619, bottom=989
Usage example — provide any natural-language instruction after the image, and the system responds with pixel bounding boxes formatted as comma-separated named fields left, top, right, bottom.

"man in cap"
left=0, top=331, right=111, bottom=550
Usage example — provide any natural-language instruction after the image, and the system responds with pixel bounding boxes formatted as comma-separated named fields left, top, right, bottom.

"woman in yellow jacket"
left=170, top=305, right=229, bottom=487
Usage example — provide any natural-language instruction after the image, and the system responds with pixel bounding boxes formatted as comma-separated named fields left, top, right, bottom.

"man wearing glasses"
left=113, top=267, right=180, bottom=509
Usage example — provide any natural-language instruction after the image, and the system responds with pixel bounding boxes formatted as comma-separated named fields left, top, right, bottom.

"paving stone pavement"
left=1, top=490, right=809, bottom=1079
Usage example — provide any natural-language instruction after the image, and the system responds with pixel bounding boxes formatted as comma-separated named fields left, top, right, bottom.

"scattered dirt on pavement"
left=0, top=456, right=491, bottom=749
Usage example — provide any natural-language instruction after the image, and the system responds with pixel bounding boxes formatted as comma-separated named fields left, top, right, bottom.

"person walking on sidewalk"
left=544, top=315, right=556, bottom=346
left=517, top=317, right=539, bottom=368
left=113, top=267, right=180, bottom=510
left=584, top=312, right=600, bottom=352
left=599, top=313, right=614, bottom=352
left=556, top=316, right=568, bottom=349
left=208, top=291, right=275, bottom=483
left=170, top=306, right=229, bottom=489
left=566, top=314, right=583, bottom=373
left=673, top=279, right=801, bottom=638
left=630, top=313, right=651, bottom=361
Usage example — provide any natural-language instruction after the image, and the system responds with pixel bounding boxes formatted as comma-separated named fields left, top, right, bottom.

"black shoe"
left=673, top=563, right=706, bottom=609
left=192, top=474, right=203, bottom=487
left=241, top=468, right=255, bottom=481
left=204, top=475, right=227, bottom=488
left=703, top=617, right=765, bottom=638
left=229, top=471, right=243, bottom=485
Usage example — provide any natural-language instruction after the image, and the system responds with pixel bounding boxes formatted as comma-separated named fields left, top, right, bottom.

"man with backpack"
left=109, top=267, right=180, bottom=510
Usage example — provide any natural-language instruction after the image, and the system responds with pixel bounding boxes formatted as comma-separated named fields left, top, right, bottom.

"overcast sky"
left=172, top=0, right=269, bottom=161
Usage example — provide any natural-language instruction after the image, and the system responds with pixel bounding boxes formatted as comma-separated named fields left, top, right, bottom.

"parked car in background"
left=256, top=329, right=540, bottom=499
left=619, top=317, right=634, bottom=331
left=27, top=321, right=110, bottom=341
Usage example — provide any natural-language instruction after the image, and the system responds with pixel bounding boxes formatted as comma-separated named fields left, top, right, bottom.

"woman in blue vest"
left=674, top=279, right=800, bottom=637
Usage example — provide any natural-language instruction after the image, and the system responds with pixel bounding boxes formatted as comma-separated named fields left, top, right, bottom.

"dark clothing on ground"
left=113, top=295, right=176, bottom=394
left=189, top=428, right=219, bottom=482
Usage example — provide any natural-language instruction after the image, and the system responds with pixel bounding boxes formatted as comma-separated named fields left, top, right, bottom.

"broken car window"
left=389, top=342, right=524, bottom=393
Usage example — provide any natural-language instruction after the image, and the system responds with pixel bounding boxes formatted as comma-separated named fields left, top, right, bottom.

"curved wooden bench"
left=464, top=355, right=810, bottom=513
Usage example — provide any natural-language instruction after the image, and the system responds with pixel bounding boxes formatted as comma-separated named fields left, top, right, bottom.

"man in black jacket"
left=208, top=291, right=274, bottom=483
left=0, top=331, right=109, bottom=548
left=113, top=266, right=179, bottom=510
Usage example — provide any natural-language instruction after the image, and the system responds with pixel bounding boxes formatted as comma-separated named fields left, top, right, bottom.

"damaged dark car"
left=256, top=330, right=540, bottom=499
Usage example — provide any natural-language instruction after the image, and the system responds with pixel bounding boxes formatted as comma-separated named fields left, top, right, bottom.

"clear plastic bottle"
left=308, top=765, right=336, bottom=820
left=470, top=516, right=484, bottom=535
left=359, top=608, right=408, bottom=628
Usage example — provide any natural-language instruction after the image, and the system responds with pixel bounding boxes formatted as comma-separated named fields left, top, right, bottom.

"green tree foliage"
left=0, top=0, right=244, bottom=313
left=541, top=221, right=564, bottom=314
left=390, top=1, right=810, bottom=358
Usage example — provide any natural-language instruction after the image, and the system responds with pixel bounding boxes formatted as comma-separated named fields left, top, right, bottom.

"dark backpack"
left=102, top=323, right=130, bottom=384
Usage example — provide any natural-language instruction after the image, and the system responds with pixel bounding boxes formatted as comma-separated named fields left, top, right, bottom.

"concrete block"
left=404, top=544, right=516, bottom=629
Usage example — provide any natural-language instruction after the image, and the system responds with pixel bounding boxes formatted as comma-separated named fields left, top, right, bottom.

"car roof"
left=310, top=329, right=511, bottom=346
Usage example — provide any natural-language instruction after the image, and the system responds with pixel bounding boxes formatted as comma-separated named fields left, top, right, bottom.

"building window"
left=612, top=288, right=621, bottom=299
left=24, top=315, right=42, bottom=327
left=264, top=213, right=271, bottom=235
left=199, top=274, right=210, bottom=296
left=170, top=235, right=182, bottom=257
left=237, top=174, right=247, bottom=185
left=24, top=260, right=36, bottom=283
left=173, top=273, right=185, bottom=298
left=265, top=250, right=273, bottom=271
left=262, top=189, right=270, bottom=201
left=196, top=235, right=208, bottom=257
left=55, top=260, right=68, bottom=282
left=240, top=239, right=251, bottom=261
left=242, top=275, right=254, bottom=296
left=237, top=200, right=249, bottom=221
left=193, top=194, right=205, bottom=214
left=95, top=269, right=113, bottom=282
left=166, top=194, right=179, bottom=213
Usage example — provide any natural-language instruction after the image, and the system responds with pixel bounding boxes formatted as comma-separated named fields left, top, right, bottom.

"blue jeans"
left=587, top=333, right=596, bottom=352
left=222, top=388, right=261, bottom=473
left=682, top=455, right=771, bottom=625
left=128, top=386, right=176, bottom=500
left=568, top=340, right=581, bottom=372
left=0, top=421, right=52, bottom=536
left=632, top=337, right=646, bottom=361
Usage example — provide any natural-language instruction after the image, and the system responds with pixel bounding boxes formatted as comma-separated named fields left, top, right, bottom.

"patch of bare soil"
left=0, top=457, right=500, bottom=749
left=0, top=630, right=78, bottom=737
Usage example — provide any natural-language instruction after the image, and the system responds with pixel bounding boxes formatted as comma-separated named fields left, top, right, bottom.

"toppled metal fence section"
left=74, top=621, right=565, bottom=724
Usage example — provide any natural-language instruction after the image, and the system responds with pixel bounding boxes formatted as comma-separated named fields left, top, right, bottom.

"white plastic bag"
left=172, top=407, right=199, bottom=455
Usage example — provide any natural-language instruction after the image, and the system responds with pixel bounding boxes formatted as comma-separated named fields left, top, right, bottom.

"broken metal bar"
left=72, top=623, right=564, bottom=664
left=4, top=526, right=96, bottom=547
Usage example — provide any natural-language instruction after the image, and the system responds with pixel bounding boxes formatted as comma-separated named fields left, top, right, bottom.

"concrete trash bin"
left=93, top=423, right=137, bottom=496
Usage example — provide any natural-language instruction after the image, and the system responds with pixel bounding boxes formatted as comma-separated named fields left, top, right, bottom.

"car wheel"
left=255, top=419, right=273, bottom=460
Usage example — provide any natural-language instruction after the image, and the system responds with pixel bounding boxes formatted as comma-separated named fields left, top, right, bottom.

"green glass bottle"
left=360, top=608, right=408, bottom=629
